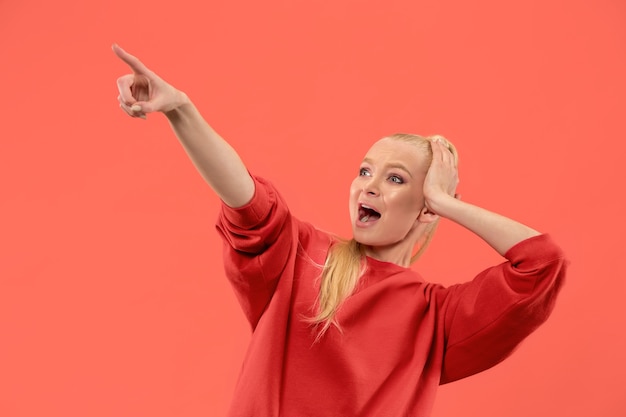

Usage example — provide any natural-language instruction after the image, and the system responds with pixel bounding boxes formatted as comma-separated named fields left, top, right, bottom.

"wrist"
left=164, top=91, right=192, bottom=120
left=426, top=193, right=462, bottom=218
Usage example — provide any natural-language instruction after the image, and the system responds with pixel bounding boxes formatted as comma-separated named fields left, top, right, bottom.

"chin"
left=353, top=227, right=411, bottom=248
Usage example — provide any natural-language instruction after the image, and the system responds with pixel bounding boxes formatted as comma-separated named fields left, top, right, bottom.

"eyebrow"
left=362, top=158, right=413, bottom=178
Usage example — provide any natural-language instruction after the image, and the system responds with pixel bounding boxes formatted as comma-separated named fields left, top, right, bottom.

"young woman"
left=113, top=44, right=567, bottom=417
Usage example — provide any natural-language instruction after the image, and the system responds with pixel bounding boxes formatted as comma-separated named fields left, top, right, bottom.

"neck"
left=362, top=240, right=415, bottom=267
left=360, top=222, right=432, bottom=267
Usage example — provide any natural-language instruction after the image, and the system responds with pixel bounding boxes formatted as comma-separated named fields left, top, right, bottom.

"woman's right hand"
left=112, top=44, right=188, bottom=119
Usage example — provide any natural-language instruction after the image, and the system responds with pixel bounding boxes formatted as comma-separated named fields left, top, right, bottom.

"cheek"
left=386, top=191, right=422, bottom=216
left=348, top=180, right=360, bottom=210
left=349, top=179, right=361, bottom=198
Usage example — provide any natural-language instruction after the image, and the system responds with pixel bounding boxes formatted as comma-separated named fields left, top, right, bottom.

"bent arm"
left=164, top=97, right=255, bottom=208
left=439, top=234, right=567, bottom=383
left=432, top=196, right=540, bottom=256
left=425, top=139, right=539, bottom=255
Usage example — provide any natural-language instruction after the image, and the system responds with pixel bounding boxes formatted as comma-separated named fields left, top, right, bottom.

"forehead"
left=363, top=138, right=429, bottom=172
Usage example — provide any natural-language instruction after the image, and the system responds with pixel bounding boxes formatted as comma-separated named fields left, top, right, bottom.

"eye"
left=359, top=167, right=371, bottom=176
left=388, top=174, right=404, bottom=184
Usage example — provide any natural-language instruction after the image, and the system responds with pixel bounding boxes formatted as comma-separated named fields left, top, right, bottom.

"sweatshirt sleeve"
left=439, top=234, right=568, bottom=384
left=215, top=175, right=294, bottom=329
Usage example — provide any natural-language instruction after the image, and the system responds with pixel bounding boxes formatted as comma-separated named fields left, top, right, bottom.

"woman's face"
left=349, top=138, right=430, bottom=250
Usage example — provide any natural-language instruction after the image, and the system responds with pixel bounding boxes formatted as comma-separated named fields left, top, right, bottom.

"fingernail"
left=131, top=105, right=142, bottom=112
left=138, top=114, right=147, bottom=120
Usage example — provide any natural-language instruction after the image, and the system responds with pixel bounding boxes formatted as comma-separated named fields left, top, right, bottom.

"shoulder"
left=296, top=221, right=334, bottom=265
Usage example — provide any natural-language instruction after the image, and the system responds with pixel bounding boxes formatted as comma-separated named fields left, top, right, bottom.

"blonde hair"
left=307, top=133, right=458, bottom=337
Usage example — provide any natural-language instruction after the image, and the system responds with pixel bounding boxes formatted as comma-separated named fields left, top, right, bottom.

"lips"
left=358, top=203, right=381, bottom=223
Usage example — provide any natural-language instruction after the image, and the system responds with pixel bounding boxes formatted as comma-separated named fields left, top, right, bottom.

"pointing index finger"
left=111, top=43, right=154, bottom=76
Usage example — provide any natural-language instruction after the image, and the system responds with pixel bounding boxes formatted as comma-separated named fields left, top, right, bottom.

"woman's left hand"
left=422, top=138, right=460, bottom=215
left=421, top=138, right=541, bottom=255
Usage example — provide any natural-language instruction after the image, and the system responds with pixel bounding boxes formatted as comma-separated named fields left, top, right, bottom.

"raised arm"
left=423, top=138, right=540, bottom=255
left=112, top=44, right=255, bottom=208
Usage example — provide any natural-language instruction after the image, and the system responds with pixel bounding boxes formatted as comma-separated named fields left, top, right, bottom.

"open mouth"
left=358, top=203, right=381, bottom=223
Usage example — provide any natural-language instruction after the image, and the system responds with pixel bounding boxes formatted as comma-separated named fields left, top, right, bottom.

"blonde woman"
left=113, top=44, right=567, bottom=417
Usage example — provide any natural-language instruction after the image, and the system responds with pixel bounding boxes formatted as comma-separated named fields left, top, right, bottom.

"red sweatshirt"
left=216, top=176, right=567, bottom=417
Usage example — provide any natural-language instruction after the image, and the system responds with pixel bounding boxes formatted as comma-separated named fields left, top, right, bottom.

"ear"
left=416, top=206, right=439, bottom=224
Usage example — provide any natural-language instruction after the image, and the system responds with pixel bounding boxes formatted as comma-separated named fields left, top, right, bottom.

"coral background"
left=1, top=0, right=625, bottom=416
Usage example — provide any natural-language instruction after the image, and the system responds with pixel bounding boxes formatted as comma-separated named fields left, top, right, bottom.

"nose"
left=363, top=176, right=381, bottom=196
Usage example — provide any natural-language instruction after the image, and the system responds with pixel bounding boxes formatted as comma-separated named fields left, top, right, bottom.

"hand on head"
left=112, top=44, right=187, bottom=119
left=422, top=138, right=460, bottom=215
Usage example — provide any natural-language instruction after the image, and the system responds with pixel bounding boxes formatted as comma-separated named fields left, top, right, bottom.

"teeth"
left=360, top=215, right=370, bottom=222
